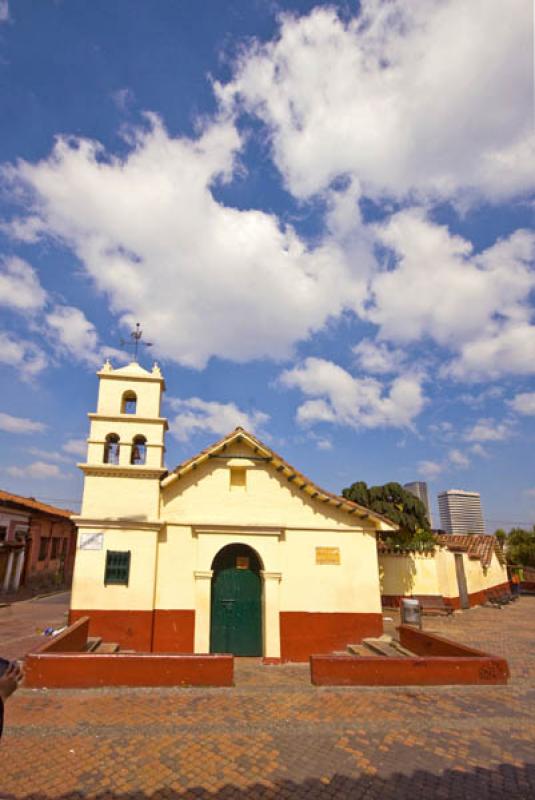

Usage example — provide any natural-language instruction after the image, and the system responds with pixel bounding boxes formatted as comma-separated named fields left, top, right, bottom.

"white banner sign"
left=79, top=531, right=104, bottom=550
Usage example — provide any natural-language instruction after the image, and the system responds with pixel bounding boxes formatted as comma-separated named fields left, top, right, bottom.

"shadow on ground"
left=5, top=763, right=535, bottom=800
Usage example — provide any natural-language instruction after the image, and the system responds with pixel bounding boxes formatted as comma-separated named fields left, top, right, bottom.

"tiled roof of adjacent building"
left=0, top=490, right=74, bottom=520
left=437, top=534, right=505, bottom=568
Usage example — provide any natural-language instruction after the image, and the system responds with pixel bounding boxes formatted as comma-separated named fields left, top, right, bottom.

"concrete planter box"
left=24, top=616, right=234, bottom=688
left=310, top=625, right=509, bottom=686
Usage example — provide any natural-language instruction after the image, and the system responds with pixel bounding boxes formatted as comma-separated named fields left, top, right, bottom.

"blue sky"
left=0, top=0, right=533, bottom=529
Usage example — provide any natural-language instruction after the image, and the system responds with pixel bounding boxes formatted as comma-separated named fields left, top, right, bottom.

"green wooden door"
left=210, top=550, right=262, bottom=656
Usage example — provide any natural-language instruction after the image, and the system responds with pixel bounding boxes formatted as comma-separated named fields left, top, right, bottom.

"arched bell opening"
left=210, top=544, right=263, bottom=656
left=121, top=390, right=137, bottom=414
left=130, top=434, right=147, bottom=465
left=103, top=433, right=120, bottom=465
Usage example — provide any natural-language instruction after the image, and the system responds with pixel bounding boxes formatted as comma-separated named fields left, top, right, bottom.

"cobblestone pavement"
left=1, top=598, right=534, bottom=799
left=0, top=592, right=70, bottom=661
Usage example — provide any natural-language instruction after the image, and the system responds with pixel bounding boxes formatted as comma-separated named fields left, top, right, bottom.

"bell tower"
left=71, top=360, right=167, bottom=650
left=79, top=359, right=168, bottom=521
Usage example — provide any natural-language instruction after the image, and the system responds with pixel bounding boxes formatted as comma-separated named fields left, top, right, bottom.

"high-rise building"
left=437, top=489, right=486, bottom=535
left=403, top=481, right=432, bottom=527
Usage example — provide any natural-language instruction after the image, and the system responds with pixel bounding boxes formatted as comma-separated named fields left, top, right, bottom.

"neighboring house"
left=69, top=360, right=396, bottom=661
left=0, top=491, right=76, bottom=596
left=378, top=534, right=509, bottom=610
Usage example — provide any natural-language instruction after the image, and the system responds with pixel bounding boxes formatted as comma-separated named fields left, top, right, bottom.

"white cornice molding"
left=192, top=524, right=284, bottom=538
left=88, top=412, right=168, bottom=428
left=77, top=464, right=167, bottom=479
left=73, top=516, right=163, bottom=531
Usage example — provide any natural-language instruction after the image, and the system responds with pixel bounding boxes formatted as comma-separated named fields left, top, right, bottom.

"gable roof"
left=437, top=534, right=505, bottom=568
left=161, top=427, right=396, bottom=530
left=0, top=490, right=74, bottom=520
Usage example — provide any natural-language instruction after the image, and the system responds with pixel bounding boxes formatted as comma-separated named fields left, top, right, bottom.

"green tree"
left=506, top=526, right=535, bottom=567
left=342, top=480, right=436, bottom=549
left=494, top=528, right=507, bottom=548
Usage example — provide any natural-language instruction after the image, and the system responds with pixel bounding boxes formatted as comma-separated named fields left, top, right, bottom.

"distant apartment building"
left=403, top=481, right=432, bottom=527
left=438, top=489, right=486, bottom=535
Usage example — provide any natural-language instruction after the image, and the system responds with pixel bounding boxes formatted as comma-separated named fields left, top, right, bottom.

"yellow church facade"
left=70, top=361, right=396, bottom=661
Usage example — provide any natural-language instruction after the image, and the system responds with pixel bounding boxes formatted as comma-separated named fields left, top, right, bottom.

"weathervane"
left=120, top=322, right=153, bottom=363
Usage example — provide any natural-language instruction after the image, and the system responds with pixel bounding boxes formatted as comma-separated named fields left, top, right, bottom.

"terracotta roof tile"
left=0, top=490, right=74, bottom=520
left=437, top=534, right=505, bottom=567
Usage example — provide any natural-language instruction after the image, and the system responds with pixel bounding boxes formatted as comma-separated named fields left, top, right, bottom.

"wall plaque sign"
left=79, top=532, right=104, bottom=550
left=315, top=546, right=340, bottom=565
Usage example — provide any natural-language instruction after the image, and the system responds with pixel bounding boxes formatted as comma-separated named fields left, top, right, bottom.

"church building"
left=70, top=361, right=396, bottom=662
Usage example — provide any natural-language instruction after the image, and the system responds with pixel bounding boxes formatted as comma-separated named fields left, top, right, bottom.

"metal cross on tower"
left=120, top=322, right=153, bottom=363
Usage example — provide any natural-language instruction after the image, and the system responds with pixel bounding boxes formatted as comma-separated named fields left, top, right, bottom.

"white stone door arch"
left=192, top=527, right=282, bottom=660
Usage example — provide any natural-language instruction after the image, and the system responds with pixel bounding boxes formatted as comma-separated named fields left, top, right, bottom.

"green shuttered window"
left=104, top=550, right=131, bottom=586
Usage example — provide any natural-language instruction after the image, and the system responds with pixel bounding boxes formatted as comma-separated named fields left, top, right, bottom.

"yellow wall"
left=71, top=528, right=158, bottom=611
left=81, top=475, right=161, bottom=520
left=157, top=451, right=382, bottom=614
left=97, top=373, right=163, bottom=418
left=161, top=446, right=375, bottom=533
left=379, top=552, right=440, bottom=597
left=379, top=546, right=509, bottom=603
left=479, top=551, right=508, bottom=592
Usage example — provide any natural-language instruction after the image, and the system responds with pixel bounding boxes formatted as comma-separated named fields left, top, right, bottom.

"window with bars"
left=51, top=538, right=60, bottom=559
left=104, top=550, right=131, bottom=586
left=38, top=537, right=49, bottom=561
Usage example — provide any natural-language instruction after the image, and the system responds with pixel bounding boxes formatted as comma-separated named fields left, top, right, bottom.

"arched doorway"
left=210, top=544, right=263, bottom=656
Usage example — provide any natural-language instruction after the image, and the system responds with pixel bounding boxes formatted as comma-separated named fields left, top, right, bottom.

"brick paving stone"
left=0, top=592, right=70, bottom=660
left=1, top=597, right=534, bottom=798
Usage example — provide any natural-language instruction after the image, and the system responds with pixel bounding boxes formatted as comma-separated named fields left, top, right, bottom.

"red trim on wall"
left=151, top=610, right=195, bottom=652
left=69, top=609, right=154, bottom=651
left=383, top=581, right=512, bottom=612
left=280, top=612, right=383, bottom=662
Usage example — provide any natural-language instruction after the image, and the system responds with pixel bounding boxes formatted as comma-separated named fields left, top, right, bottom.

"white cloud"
left=62, top=438, right=87, bottom=457
left=27, top=447, right=72, bottom=464
left=0, top=257, right=47, bottom=312
left=111, top=87, right=134, bottom=111
left=418, top=460, right=443, bottom=480
left=0, top=411, right=46, bottom=434
left=470, top=443, right=490, bottom=458
left=6, top=461, right=66, bottom=479
left=168, top=396, right=269, bottom=442
left=418, top=446, right=473, bottom=480
left=464, top=418, right=513, bottom=443
left=0, top=1, right=9, bottom=23
left=448, top=448, right=470, bottom=469
left=352, top=338, right=405, bottom=375
left=508, top=392, right=535, bottom=415
left=280, top=357, right=425, bottom=430
left=446, top=321, right=535, bottom=381
left=369, top=211, right=535, bottom=363
left=4, top=116, right=371, bottom=369
left=459, top=387, right=503, bottom=407
left=45, top=305, right=102, bottom=366
left=219, top=1, right=533, bottom=202
left=0, top=331, right=48, bottom=378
